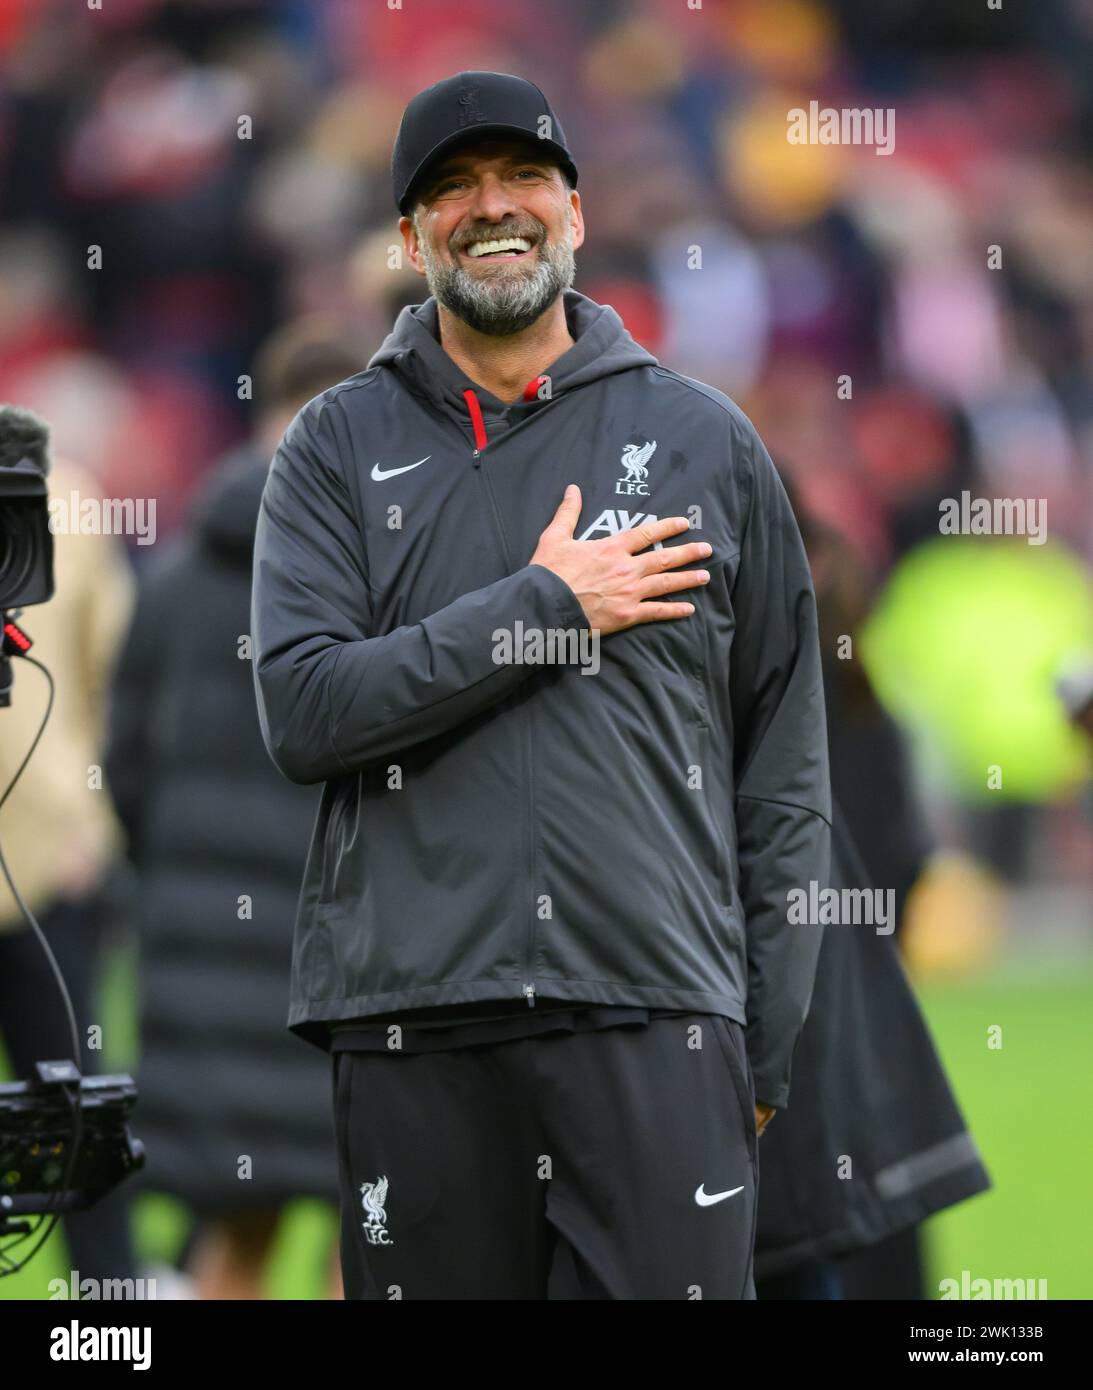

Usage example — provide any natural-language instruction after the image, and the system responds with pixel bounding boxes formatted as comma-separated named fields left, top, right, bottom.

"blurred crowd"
left=2, top=0, right=1090, bottom=823
left=1, top=0, right=1091, bottom=1297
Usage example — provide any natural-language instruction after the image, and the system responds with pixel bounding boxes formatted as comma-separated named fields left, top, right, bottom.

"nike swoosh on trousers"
left=694, top=1184, right=744, bottom=1206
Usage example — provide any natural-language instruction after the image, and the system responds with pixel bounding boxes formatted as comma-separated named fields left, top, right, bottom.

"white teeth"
left=466, top=237, right=533, bottom=257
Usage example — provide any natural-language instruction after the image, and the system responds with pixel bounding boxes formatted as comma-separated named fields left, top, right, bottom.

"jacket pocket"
left=696, top=721, right=734, bottom=908
left=319, top=775, right=356, bottom=905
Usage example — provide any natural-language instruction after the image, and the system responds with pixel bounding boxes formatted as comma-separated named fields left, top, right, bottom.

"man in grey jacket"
left=251, top=71, right=831, bottom=1299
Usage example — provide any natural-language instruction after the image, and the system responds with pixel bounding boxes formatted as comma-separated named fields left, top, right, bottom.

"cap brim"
left=400, top=125, right=577, bottom=213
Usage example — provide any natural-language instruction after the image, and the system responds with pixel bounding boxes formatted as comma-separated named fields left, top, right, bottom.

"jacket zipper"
left=462, top=383, right=610, bottom=1009
left=470, top=435, right=538, bottom=1010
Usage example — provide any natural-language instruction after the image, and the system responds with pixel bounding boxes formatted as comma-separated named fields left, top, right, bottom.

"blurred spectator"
left=861, top=535, right=1093, bottom=880
left=754, top=476, right=991, bottom=1302
left=103, top=319, right=367, bottom=1299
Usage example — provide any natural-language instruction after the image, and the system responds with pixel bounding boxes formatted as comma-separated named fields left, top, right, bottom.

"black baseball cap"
left=392, top=71, right=579, bottom=217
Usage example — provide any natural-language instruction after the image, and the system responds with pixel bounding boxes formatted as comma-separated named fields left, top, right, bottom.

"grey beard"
left=416, top=223, right=576, bottom=336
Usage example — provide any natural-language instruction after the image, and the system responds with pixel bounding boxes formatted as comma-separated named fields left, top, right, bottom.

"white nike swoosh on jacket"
left=371, top=456, right=431, bottom=481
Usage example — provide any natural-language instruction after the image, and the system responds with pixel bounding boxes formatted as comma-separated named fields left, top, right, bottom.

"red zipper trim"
left=462, top=388, right=488, bottom=450
left=464, top=377, right=549, bottom=449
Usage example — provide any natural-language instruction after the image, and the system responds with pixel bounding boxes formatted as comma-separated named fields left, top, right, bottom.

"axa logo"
left=360, top=1176, right=394, bottom=1245
left=615, top=439, right=657, bottom=496
left=577, top=508, right=664, bottom=548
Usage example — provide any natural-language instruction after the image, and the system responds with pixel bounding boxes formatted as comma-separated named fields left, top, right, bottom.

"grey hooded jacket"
left=251, top=288, right=832, bottom=1108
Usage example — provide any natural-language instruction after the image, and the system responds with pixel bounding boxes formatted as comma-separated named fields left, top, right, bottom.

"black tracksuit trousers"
left=333, top=1012, right=759, bottom=1300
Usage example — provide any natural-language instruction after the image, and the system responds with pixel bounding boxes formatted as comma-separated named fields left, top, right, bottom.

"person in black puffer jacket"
left=105, top=322, right=368, bottom=1299
left=754, top=480, right=992, bottom=1299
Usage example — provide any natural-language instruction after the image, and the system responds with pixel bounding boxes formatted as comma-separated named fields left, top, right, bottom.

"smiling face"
left=400, top=136, right=584, bottom=336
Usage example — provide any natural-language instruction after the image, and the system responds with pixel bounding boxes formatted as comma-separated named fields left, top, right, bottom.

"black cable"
left=0, top=652, right=86, bottom=1274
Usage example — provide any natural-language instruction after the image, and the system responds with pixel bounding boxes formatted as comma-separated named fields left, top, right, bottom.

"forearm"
left=252, top=561, right=587, bottom=784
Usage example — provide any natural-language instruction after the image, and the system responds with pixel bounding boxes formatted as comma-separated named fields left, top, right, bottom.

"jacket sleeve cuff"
left=525, top=563, right=590, bottom=634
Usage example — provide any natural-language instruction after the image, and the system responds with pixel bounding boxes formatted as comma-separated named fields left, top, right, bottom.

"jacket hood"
left=193, top=444, right=271, bottom=560
left=367, top=288, right=658, bottom=434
